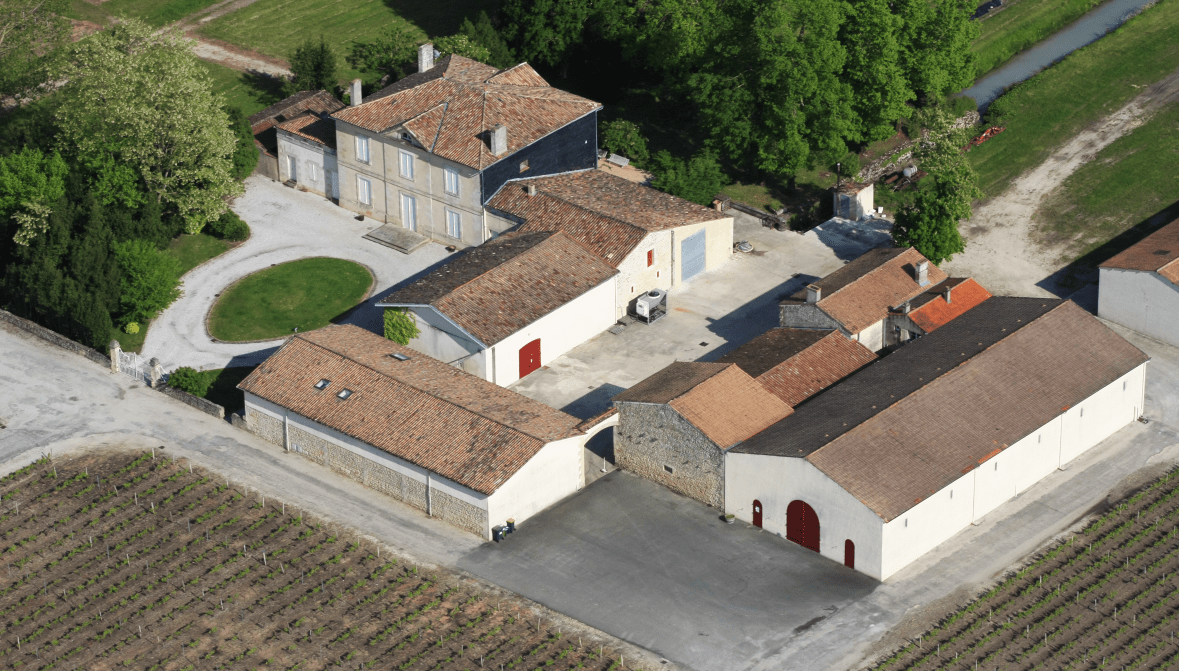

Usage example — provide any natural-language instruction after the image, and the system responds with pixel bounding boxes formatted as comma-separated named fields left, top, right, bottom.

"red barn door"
left=752, top=500, right=762, bottom=528
left=519, top=339, right=541, bottom=379
left=787, top=500, right=820, bottom=552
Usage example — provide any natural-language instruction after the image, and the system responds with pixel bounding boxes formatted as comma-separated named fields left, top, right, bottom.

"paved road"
left=142, top=176, right=450, bottom=371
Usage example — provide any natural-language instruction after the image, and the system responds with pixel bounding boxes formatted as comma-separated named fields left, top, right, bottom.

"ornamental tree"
left=384, top=308, right=420, bottom=345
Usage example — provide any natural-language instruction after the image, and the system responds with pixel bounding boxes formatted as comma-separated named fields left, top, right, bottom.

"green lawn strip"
left=200, top=61, right=286, bottom=118
left=112, top=324, right=148, bottom=353
left=169, top=232, right=230, bottom=277
left=971, top=0, right=1105, bottom=77
left=1036, top=99, right=1179, bottom=271
left=208, top=258, right=372, bottom=342
left=197, top=0, right=496, bottom=85
left=969, top=0, right=1179, bottom=198
left=66, top=0, right=224, bottom=27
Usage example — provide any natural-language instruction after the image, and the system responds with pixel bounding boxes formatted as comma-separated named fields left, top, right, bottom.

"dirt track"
left=944, top=66, right=1179, bottom=297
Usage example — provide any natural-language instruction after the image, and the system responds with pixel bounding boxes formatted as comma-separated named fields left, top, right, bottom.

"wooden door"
left=519, top=339, right=541, bottom=379
left=787, top=500, right=820, bottom=553
left=844, top=540, right=855, bottom=569
left=752, top=500, right=762, bottom=528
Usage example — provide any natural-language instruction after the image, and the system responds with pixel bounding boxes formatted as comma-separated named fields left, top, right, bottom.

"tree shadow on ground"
left=378, top=0, right=500, bottom=40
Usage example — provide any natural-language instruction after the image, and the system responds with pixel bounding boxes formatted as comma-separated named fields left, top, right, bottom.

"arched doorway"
left=787, top=500, right=820, bottom=552
left=752, top=500, right=762, bottom=528
left=844, top=540, right=855, bottom=569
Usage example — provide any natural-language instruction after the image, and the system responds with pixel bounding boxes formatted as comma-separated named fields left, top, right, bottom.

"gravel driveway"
left=142, top=176, right=449, bottom=371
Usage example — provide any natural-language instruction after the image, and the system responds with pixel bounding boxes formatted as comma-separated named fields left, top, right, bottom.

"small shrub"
left=169, top=367, right=211, bottom=397
left=600, top=119, right=649, bottom=166
left=208, top=211, right=250, bottom=242
left=831, top=152, right=861, bottom=179
left=124, top=322, right=140, bottom=335
left=948, top=95, right=978, bottom=119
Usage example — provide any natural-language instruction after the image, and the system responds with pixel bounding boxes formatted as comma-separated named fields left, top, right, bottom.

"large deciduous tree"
left=288, top=36, right=338, bottom=93
left=840, top=0, right=914, bottom=142
left=54, top=20, right=242, bottom=234
left=0, top=147, right=67, bottom=245
left=0, top=0, right=70, bottom=94
left=502, top=0, right=600, bottom=67
left=895, top=0, right=979, bottom=104
left=347, top=22, right=421, bottom=81
left=112, top=238, right=182, bottom=324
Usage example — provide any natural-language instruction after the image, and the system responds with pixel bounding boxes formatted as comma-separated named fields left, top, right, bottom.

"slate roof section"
left=614, top=362, right=792, bottom=449
left=716, top=329, right=877, bottom=407
left=238, top=325, right=582, bottom=495
left=378, top=231, right=617, bottom=346
left=736, top=299, right=1150, bottom=521
left=333, top=56, right=600, bottom=171
left=1100, top=217, right=1179, bottom=284
left=907, top=278, right=992, bottom=333
left=487, top=170, right=727, bottom=266
left=781, top=247, right=948, bottom=334
left=276, top=114, right=338, bottom=149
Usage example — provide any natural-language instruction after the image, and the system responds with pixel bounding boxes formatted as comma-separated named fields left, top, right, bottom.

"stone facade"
left=244, top=404, right=488, bottom=538
left=614, top=402, right=724, bottom=507
left=779, top=303, right=843, bottom=332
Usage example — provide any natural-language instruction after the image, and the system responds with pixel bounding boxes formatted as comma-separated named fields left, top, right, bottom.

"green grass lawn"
left=112, top=324, right=148, bottom=353
left=969, top=0, right=1179, bottom=198
left=200, top=61, right=286, bottom=118
left=198, top=0, right=497, bottom=84
left=199, top=366, right=257, bottom=411
left=1036, top=99, right=1179, bottom=267
left=208, top=257, right=372, bottom=342
left=169, top=232, right=230, bottom=276
left=971, top=0, right=1106, bottom=77
left=66, top=0, right=224, bottom=27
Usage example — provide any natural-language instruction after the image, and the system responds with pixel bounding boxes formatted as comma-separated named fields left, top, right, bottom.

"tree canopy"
left=54, top=20, right=242, bottom=234
left=0, top=0, right=70, bottom=95
left=288, top=36, right=339, bottom=94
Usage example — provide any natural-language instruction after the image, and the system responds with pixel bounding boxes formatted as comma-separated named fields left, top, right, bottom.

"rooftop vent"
left=943, top=286, right=953, bottom=303
left=525, top=184, right=537, bottom=196
left=391, top=353, right=410, bottom=361
left=914, top=260, right=930, bottom=287
left=806, top=284, right=822, bottom=304
left=337, top=389, right=353, bottom=400
left=314, top=379, right=330, bottom=389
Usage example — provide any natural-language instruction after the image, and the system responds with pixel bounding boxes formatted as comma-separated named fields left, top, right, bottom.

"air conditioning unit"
left=635, top=289, right=667, bottom=324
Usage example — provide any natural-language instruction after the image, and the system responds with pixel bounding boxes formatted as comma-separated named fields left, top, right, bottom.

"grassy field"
left=201, top=61, right=285, bottom=118
left=65, top=0, right=223, bottom=27
left=208, top=258, right=372, bottom=342
left=0, top=451, right=631, bottom=671
left=968, top=0, right=1179, bottom=197
left=198, top=0, right=496, bottom=84
left=1036, top=99, right=1179, bottom=268
left=169, top=232, right=231, bottom=277
left=971, top=0, right=1105, bottom=76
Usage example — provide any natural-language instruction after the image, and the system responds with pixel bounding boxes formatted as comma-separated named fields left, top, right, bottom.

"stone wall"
left=780, top=303, right=842, bottom=331
left=244, top=404, right=488, bottom=538
left=615, top=402, right=724, bottom=507
left=159, top=385, right=225, bottom=419
left=0, top=309, right=110, bottom=367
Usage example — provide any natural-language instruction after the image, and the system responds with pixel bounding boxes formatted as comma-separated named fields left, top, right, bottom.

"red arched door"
left=844, top=540, right=855, bottom=569
left=787, top=500, right=820, bottom=552
left=519, top=339, right=541, bottom=378
left=752, top=500, right=762, bottom=528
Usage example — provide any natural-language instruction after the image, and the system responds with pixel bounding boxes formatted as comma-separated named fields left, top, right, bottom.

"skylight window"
left=391, top=353, right=410, bottom=361
left=314, top=379, right=330, bottom=390
left=337, top=389, right=353, bottom=399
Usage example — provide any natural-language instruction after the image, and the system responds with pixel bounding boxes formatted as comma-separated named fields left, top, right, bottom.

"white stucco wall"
left=670, top=217, right=733, bottom=287
left=1058, top=363, right=1146, bottom=464
left=1098, top=268, right=1179, bottom=348
left=879, top=467, right=976, bottom=579
left=276, top=133, right=338, bottom=199
left=615, top=230, right=672, bottom=319
left=487, top=434, right=583, bottom=534
left=244, top=391, right=489, bottom=511
left=852, top=319, right=886, bottom=352
left=400, top=307, right=487, bottom=379
left=724, top=453, right=885, bottom=579
left=489, top=276, right=617, bottom=385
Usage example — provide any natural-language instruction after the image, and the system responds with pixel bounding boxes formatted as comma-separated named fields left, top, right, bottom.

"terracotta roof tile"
left=249, top=90, right=345, bottom=134
left=783, top=247, right=947, bottom=334
left=276, top=114, right=338, bottom=149
left=717, top=329, right=877, bottom=406
left=1100, top=217, right=1179, bottom=284
left=379, top=231, right=617, bottom=345
left=238, top=325, right=582, bottom=495
left=908, top=278, right=992, bottom=333
left=332, top=56, right=600, bottom=170
left=737, top=299, right=1149, bottom=521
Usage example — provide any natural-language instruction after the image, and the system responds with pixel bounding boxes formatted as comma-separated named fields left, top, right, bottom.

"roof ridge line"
left=821, top=249, right=916, bottom=302
left=298, top=331, right=568, bottom=444
left=422, top=233, right=557, bottom=311
left=665, top=363, right=734, bottom=406
left=533, top=183, right=655, bottom=237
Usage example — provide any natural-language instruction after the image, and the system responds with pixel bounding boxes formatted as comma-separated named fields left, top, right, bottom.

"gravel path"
left=944, top=66, right=1179, bottom=297
left=141, top=176, right=450, bottom=372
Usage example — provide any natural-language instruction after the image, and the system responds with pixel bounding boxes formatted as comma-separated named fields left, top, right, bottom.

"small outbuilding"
left=1098, top=217, right=1179, bottom=347
left=238, top=324, right=588, bottom=539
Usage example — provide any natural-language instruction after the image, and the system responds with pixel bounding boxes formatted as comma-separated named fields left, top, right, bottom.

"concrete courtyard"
left=142, top=176, right=450, bottom=371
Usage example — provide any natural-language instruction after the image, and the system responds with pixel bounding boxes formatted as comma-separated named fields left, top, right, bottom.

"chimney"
left=349, top=79, right=362, bottom=107
left=915, top=260, right=929, bottom=287
left=943, top=286, right=953, bottom=304
left=490, top=124, right=507, bottom=156
left=806, top=284, right=821, bottom=304
left=418, top=43, right=435, bottom=73
left=525, top=184, right=537, bottom=196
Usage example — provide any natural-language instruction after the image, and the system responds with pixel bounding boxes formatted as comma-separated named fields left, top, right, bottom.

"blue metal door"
left=681, top=229, right=706, bottom=281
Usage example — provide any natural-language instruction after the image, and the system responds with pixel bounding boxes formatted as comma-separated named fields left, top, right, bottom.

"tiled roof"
left=379, top=231, right=617, bottom=345
left=614, top=362, right=792, bottom=449
left=249, top=90, right=345, bottom=134
left=333, top=56, right=600, bottom=170
left=717, top=329, right=877, bottom=406
left=834, top=181, right=871, bottom=194
left=1100, top=217, right=1179, bottom=284
left=487, top=170, right=727, bottom=267
left=736, top=299, right=1149, bottom=521
left=907, top=278, right=992, bottom=333
left=276, top=114, right=338, bottom=149
left=238, top=325, right=582, bottom=495
left=782, top=247, right=948, bottom=334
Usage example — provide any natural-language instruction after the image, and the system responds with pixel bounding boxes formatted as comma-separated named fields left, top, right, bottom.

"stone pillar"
left=149, top=358, right=164, bottom=388
left=109, top=340, right=121, bottom=374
